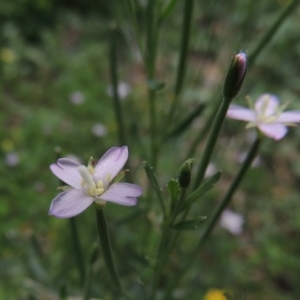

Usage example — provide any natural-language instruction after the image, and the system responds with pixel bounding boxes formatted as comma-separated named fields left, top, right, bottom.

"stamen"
left=78, top=165, right=95, bottom=189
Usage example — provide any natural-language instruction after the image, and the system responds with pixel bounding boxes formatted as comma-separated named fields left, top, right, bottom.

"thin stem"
left=192, top=97, right=232, bottom=191
left=69, top=217, right=85, bottom=286
left=163, top=137, right=261, bottom=299
left=167, top=0, right=194, bottom=125
left=95, top=206, right=134, bottom=300
left=149, top=189, right=186, bottom=300
left=146, top=0, right=159, bottom=168
left=109, top=27, right=126, bottom=146
left=187, top=100, right=220, bottom=158
left=83, top=263, right=93, bottom=300
left=248, top=0, right=299, bottom=67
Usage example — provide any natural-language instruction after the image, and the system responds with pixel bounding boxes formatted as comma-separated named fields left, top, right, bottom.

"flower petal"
left=49, top=189, right=94, bottom=218
left=50, top=159, right=82, bottom=189
left=94, top=146, right=128, bottom=181
left=258, top=123, right=287, bottom=140
left=227, top=105, right=256, bottom=122
left=255, top=94, right=279, bottom=117
left=98, top=183, right=143, bottom=206
left=276, top=111, right=300, bottom=123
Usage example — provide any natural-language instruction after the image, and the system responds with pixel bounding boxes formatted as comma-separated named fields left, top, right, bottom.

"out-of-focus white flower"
left=5, top=152, right=19, bottom=166
left=204, top=163, right=217, bottom=178
left=236, top=152, right=261, bottom=167
left=69, top=91, right=86, bottom=105
left=49, top=146, right=143, bottom=218
left=107, top=82, right=131, bottom=100
left=227, top=94, right=300, bottom=140
left=91, top=123, right=108, bottom=137
left=220, top=209, right=244, bottom=235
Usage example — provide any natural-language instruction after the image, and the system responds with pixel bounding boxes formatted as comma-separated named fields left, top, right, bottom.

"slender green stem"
left=69, top=217, right=85, bottom=286
left=192, top=97, right=232, bottom=191
left=95, top=206, right=134, bottom=300
left=146, top=0, right=157, bottom=78
left=146, top=0, right=159, bottom=168
left=163, top=137, right=261, bottom=299
left=169, top=189, right=186, bottom=226
left=149, top=89, right=158, bottom=168
left=248, top=0, right=299, bottom=67
left=197, top=137, right=260, bottom=245
left=167, top=0, right=194, bottom=125
left=83, top=263, right=93, bottom=300
left=109, top=28, right=126, bottom=146
left=187, top=100, right=220, bottom=158
left=149, top=188, right=186, bottom=300
left=125, top=0, right=146, bottom=62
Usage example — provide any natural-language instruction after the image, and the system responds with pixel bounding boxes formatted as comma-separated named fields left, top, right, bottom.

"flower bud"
left=177, top=158, right=194, bottom=188
left=223, top=52, right=247, bottom=99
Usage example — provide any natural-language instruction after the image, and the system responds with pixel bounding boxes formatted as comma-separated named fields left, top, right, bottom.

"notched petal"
left=94, top=146, right=129, bottom=182
left=50, top=158, right=82, bottom=189
left=49, top=189, right=94, bottom=218
left=98, top=183, right=143, bottom=206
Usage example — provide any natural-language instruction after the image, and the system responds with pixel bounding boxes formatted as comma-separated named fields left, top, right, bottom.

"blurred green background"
left=1, top=0, right=300, bottom=299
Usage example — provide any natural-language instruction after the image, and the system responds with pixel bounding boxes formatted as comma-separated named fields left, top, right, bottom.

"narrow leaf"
left=171, top=216, right=207, bottom=230
left=159, top=0, right=179, bottom=23
left=167, top=179, right=179, bottom=209
left=165, top=104, right=205, bottom=140
left=181, top=171, right=221, bottom=212
left=143, top=162, right=167, bottom=216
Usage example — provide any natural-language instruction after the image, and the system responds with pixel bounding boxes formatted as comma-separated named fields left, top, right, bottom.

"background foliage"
left=1, top=0, right=300, bottom=299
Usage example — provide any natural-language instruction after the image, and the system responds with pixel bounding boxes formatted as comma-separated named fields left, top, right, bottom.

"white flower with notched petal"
left=227, top=94, right=300, bottom=140
left=49, top=146, right=143, bottom=218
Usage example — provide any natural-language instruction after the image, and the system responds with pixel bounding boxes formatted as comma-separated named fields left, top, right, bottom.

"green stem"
left=163, top=137, right=260, bottom=299
left=95, top=206, right=134, bottom=300
left=167, top=0, right=194, bottom=124
left=109, top=27, right=126, bottom=146
left=149, top=189, right=186, bottom=300
left=69, top=217, right=85, bottom=286
left=187, top=100, right=220, bottom=158
left=169, top=189, right=186, bottom=226
left=146, top=0, right=159, bottom=168
left=192, top=97, right=232, bottom=191
left=83, top=263, right=93, bottom=300
left=149, top=89, right=158, bottom=168
left=248, top=0, right=299, bottom=67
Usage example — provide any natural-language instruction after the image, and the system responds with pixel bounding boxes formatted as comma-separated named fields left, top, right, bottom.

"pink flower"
left=227, top=94, right=300, bottom=140
left=49, top=146, right=143, bottom=218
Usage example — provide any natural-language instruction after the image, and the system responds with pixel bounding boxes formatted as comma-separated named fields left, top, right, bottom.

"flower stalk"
left=192, top=53, right=247, bottom=190
left=95, top=205, right=134, bottom=300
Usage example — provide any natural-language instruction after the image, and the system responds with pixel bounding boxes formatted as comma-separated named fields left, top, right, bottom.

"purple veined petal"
left=49, top=189, right=94, bottom=218
left=276, top=111, right=300, bottom=123
left=258, top=123, right=288, bottom=140
left=98, top=183, right=143, bottom=206
left=94, top=146, right=128, bottom=182
left=227, top=105, right=256, bottom=122
left=255, top=94, right=280, bottom=117
left=50, top=159, right=82, bottom=189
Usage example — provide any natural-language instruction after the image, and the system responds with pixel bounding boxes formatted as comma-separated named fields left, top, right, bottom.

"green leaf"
left=171, top=216, right=207, bottom=230
left=159, top=0, right=179, bottom=24
left=111, top=169, right=129, bottom=184
left=57, top=185, right=73, bottom=191
left=143, top=162, right=166, bottom=216
left=167, top=179, right=179, bottom=209
left=164, top=104, right=205, bottom=140
left=181, top=171, right=221, bottom=212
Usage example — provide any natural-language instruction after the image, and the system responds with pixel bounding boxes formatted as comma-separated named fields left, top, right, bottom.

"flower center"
left=256, top=96, right=280, bottom=124
left=78, top=165, right=105, bottom=197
